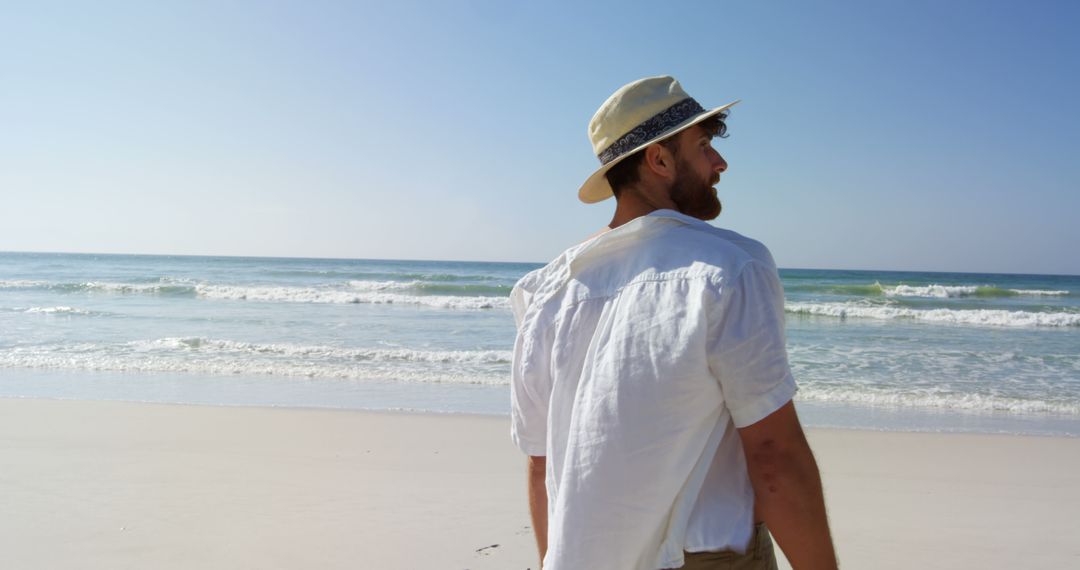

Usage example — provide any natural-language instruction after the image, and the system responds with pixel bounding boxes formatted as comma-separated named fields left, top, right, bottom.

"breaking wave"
left=784, top=281, right=1070, bottom=298
left=0, top=278, right=511, bottom=310
left=195, top=284, right=509, bottom=309
left=785, top=302, right=1080, bottom=327
left=0, top=279, right=197, bottom=296
left=0, top=338, right=512, bottom=385
left=131, top=337, right=512, bottom=364
left=0, top=280, right=50, bottom=289
left=21, top=306, right=97, bottom=316
left=797, top=385, right=1080, bottom=415
left=881, top=284, right=1070, bottom=298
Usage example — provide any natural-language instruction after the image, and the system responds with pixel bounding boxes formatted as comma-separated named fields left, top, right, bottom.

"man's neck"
left=607, top=186, right=677, bottom=230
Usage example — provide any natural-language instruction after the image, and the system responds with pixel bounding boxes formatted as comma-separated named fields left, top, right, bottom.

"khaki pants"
left=671, top=523, right=778, bottom=570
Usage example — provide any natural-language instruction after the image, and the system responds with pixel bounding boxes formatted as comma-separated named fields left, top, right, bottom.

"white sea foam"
left=785, top=302, right=1080, bottom=327
left=346, top=280, right=420, bottom=291
left=22, top=306, right=94, bottom=315
left=1, top=280, right=196, bottom=295
left=0, top=276, right=507, bottom=309
left=0, top=339, right=512, bottom=385
left=0, top=280, right=49, bottom=289
left=880, top=283, right=1070, bottom=298
left=2, top=275, right=506, bottom=310
left=882, top=284, right=979, bottom=298
left=3, top=277, right=200, bottom=295
left=130, top=337, right=512, bottom=364
left=194, top=284, right=509, bottom=309
left=797, top=385, right=1080, bottom=415
left=1011, top=289, right=1071, bottom=296
left=75, top=281, right=193, bottom=294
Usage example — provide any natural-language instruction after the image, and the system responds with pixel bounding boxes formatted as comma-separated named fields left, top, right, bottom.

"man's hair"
left=605, top=114, right=728, bottom=198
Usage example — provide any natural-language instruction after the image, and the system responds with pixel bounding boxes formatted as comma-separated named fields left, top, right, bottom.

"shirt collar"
left=568, top=209, right=706, bottom=274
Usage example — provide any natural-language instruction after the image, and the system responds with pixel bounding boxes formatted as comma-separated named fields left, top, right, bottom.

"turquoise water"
left=2, top=252, right=1078, bottom=436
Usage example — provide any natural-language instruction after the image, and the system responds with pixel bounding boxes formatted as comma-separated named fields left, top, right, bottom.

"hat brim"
left=577, top=100, right=740, bottom=204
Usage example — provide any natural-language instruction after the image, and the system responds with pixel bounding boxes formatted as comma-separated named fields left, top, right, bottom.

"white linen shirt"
left=510, top=209, right=797, bottom=570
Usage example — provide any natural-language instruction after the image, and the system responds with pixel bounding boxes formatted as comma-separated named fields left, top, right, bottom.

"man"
left=509, top=76, right=837, bottom=570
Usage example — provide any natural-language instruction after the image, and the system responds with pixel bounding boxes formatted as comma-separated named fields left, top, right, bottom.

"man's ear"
left=642, top=143, right=676, bottom=180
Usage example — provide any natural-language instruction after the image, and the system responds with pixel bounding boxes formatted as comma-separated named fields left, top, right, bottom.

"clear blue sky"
left=2, top=1, right=1077, bottom=274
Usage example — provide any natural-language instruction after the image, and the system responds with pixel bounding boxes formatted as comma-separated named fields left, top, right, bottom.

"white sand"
left=1, top=398, right=1077, bottom=569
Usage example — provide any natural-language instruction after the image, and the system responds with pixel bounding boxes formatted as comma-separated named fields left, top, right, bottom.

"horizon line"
left=2, top=249, right=1077, bottom=278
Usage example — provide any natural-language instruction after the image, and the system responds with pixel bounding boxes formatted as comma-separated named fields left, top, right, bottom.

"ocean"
left=2, top=251, right=1078, bottom=436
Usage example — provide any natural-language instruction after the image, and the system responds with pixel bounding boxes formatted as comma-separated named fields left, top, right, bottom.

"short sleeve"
left=707, top=259, right=798, bottom=428
left=510, top=288, right=552, bottom=456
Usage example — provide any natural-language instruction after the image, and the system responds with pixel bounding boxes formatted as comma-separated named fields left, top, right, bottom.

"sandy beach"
left=1, top=398, right=1077, bottom=569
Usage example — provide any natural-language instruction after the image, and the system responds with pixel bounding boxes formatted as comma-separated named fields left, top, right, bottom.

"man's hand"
left=738, top=401, right=838, bottom=570
left=527, top=455, right=548, bottom=567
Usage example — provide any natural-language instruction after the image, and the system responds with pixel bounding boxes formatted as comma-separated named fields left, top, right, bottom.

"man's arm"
left=738, top=401, right=837, bottom=570
left=527, top=455, right=548, bottom=566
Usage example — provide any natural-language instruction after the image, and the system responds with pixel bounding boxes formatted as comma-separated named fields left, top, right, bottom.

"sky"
left=1, top=0, right=1078, bottom=274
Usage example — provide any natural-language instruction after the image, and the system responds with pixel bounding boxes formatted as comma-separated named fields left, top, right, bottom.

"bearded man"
left=510, top=76, right=838, bottom=570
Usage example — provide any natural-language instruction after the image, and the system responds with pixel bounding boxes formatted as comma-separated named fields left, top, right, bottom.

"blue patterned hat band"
left=596, top=97, right=706, bottom=165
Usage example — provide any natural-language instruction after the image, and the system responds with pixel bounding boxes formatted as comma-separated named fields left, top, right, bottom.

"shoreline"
left=4, top=366, right=1079, bottom=437
left=8, top=393, right=1080, bottom=439
left=1, top=397, right=1078, bottom=569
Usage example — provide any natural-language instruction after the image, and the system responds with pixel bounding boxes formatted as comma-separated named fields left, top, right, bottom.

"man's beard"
left=669, top=160, right=722, bottom=221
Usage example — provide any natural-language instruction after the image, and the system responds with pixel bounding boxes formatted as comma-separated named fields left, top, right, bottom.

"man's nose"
left=714, top=154, right=727, bottom=174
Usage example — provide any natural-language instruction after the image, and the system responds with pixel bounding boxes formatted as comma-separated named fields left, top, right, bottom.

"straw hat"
left=578, top=76, right=739, bottom=204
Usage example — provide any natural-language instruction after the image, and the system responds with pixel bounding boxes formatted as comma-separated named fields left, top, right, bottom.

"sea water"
left=1, top=252, right=1078, bottom=436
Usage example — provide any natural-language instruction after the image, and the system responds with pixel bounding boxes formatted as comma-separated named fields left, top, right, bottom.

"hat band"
left=596, top=97, right=706, bottom=165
